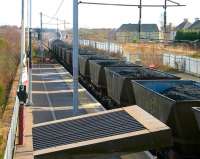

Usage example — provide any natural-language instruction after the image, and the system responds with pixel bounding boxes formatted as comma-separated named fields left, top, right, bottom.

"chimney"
left=195, top=18, right=199, bottom=22
left=184, top=18, right=188, bottom=22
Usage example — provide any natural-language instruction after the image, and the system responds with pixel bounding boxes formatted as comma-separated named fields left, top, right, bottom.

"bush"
left=0, top=26, right=20, bottom=113
left=0, top=38, right=7, bottom=49
left=175, top=30, right=200, bottom=41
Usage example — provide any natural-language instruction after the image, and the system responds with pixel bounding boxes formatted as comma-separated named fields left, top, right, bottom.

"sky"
left=0, top=0, right=199, bottom=29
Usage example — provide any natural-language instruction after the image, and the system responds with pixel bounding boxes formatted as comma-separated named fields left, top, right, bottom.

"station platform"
left=14, top=63, right=171, bottom=159
left=33, top=106, right=171, bottom=159
left=31, top=63, right=104, bottom=124
left=14, top=63, right=105, bottom=159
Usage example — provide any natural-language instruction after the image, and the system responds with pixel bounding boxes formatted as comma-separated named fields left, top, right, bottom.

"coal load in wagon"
left=79, top=54, right=111, bottom=79
left=105, top=67, right=180, bottom=106
left=89, top=59, right=141, bottom=94
left=132, top=80, right=200, bottom=156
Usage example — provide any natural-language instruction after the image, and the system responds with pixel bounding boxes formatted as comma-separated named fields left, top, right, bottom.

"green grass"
left=0, top=135, right=3, bottom=158
left=32, top=50, right=37, bottom=57
left=189, top=52, right=200, bottom=59
left=0, top=38, right=7, bottom=49
left=0, top=85, right=4, bottom=107
left=158, top=65, right=178, bottom=73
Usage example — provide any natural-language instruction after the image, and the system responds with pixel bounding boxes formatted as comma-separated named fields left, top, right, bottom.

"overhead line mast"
left=164, top=0, right=167, bottom=34
left=20, top=0, right=25, bottom=86
left=138, top=0, right=142, bottom=40
left=27, top=0, right=33, bottom=105
left=40, top=12, right=44, bottom=61
left=73, top=0, right=79, bottom=114
left=79, top=0, right=186, bottom=41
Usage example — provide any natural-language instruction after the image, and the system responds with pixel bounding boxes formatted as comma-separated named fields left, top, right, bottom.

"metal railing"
left=3, top=97, right=20, bottom=159
left=79, top=39, right=123, bottom=54
left=163, top=53, right=200, bottom=76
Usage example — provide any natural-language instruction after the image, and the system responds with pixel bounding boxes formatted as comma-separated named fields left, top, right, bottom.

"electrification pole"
left=64, top=20, right=66, bottom=30
left=138, top=0, right=142, bottom=40
left=27, top=0, right=33, bottom=105
left=107, top=32, right=111, bottom=53
left=135, top=0, right=142, bottom=65
left=20, top=0, right=25, bottom=85
left=57, top=17, right=59, bottom=39
left=18, top=0, right=26, bottom=146
left=164, top=0, right=167, bottom=33
left=40, top=12, right=44, bottom=61
left=164, top=0, right=167, bottom=40
left=27, top=0, right=30, bottom=51
left=73, top=0, right=79, bottom=114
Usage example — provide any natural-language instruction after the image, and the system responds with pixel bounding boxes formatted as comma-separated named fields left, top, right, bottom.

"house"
left=172, top=18, right=200, bottom=41
left=115, top=24, right=159, bottom=43
left=175, top=18, right=191, bottom=30
left=161, top=23, right=176, bottom=41
left=188, top=18, right=200, bottom=30
left=169, top=19, right=191, bottom=40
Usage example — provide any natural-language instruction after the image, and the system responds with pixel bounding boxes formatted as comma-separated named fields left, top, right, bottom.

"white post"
left=57, top=17, right=59, bottom=39
left=108, top=34, right=111, bottom=53
left=64, top=20, right=66, bottom=30
left=20, top=0, right=26, bottom=85
left=72, top=0, right=79, bottom=114
left=27, top=0, right=33, bottom=105
left=27, top=0, right=30, bottom=51
left=40, top=12, right=43, bottom=59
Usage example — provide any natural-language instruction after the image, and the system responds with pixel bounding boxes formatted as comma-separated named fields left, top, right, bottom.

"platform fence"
left=163, top=53, right=200, bottom=76
left=3, top=97, right=20, bottom=159
left=79, top=39, right=123, bottom=54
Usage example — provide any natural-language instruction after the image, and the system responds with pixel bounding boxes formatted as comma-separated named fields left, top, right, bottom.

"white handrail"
left=3, top=97, right=20, bottom=159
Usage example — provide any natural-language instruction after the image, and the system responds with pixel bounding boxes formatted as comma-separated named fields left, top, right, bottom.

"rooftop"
left=175, top=19, right=191, bottom=30
left=117, top=24, right=159, bottom=33
left=189, top=19, right=200, bottom=30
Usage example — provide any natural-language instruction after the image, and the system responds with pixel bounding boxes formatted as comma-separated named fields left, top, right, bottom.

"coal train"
left=49, top=39, right=200, bottom=159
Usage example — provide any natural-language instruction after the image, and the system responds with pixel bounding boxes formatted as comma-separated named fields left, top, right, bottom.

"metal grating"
left=33, top=110, right=145, bottom=151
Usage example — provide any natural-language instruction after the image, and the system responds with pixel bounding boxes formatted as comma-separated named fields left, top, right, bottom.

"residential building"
left=115, top=24, right=159, bottom=43
left=167, top=19, right=191, bottom=40
left=175, top=18, right=191, bottom=30
left=189, top=18, right=200, bottom=30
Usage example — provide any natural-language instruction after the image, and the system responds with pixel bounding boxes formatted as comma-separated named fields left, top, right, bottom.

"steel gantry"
left=78, top=0, right=186, bottom=40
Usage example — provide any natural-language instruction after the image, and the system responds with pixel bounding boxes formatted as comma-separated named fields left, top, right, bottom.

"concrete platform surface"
left=33, top=106, right=171, bottom=159
left=14, top=63, right=159, bottom=159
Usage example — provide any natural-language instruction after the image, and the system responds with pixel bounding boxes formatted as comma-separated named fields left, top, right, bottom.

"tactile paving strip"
left=33, top=110, right=145, bottom=151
